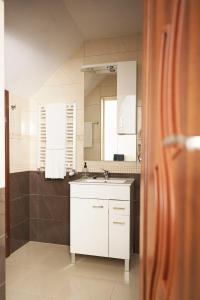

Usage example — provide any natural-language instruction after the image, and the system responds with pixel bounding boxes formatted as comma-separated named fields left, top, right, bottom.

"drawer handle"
left=113, top=221, right=125, bottom=225
left=92, top=205, right=104, bottom=208
left=113, top=207, right=125, bottom=210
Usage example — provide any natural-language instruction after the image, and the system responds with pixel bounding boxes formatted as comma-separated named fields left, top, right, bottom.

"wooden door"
left=141, top=0, right=200, bottom=299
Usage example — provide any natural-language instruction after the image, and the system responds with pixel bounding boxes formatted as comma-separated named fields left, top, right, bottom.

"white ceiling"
left=64, top=0, right=142, bottom=39
left=5, top=0, right=83, bottom=99
left=5, top=0, right=142, bottom=99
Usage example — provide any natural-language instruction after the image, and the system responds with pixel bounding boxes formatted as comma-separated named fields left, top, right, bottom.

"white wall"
left=0, top=0, right=5, bottom=187
left=5, top=0, right=83, bottom=99
left=29, top=47, right=84, bottom=172
left=28, top=35, right=142, bottom=173
left=9, top=93, right=31, bottom=172
left=8, top=35, right=142, bottom=174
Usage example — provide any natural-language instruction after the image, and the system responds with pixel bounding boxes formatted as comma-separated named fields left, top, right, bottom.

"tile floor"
left=6, top=242, right=139, bottom=300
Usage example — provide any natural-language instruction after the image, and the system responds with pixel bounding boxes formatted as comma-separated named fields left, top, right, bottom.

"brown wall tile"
left=0, top=195, right=5, bottom=238
left=9, top=172, right=30, bottom=254
left=29, top=171, right=74, bottom=196
left=30, top=195, right=69, bottom=222
left=9, top=171, right=140, bottom=254
left=30, top=219, right=69, bottom=245
left=0, top=283, right=5, bottom=300
left=0, top=188, right=5, bottom=300
left=9, top=172, right=29, bottom=200
left=10, top=220, right=29, bottom=253
left=10, top=196, right=29, bottom=228
left=29, top=172, right=80, bottom=245
left=29, top=171, right=140, bottom=252
left=0, top=236, right=5, bottom=286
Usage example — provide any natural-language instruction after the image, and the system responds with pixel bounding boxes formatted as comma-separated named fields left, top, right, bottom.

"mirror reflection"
left=84, top=64, right=136, bottom=161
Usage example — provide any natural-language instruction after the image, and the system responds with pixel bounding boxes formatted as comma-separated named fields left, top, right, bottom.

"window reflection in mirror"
left=84, top=65, right=136, bottom=162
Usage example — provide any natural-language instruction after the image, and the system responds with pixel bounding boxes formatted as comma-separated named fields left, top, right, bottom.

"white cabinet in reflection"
left=117, top=61, right=137, bottom=134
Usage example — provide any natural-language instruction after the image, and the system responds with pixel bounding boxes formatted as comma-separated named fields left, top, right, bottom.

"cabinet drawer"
left=109, top=200, right=130, bottom=216
left=109, top=215, right=130, bottom=259
left=70, top=184, right=130, bottom=200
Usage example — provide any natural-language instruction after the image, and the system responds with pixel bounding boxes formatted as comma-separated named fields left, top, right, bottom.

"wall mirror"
left=83, top=62, right=137, bottom=162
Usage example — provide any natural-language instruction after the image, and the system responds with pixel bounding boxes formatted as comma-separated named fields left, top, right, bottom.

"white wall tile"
left=25, top=34, right=143, bottom=174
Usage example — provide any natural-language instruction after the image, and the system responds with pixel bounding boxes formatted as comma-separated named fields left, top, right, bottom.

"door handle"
left=163, top=135, right=200, bottom=151
left=92, top=205, right=104, bottom=208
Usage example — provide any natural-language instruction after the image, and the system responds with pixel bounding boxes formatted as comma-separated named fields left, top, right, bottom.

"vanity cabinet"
left=69, top=179, right=134, bottom=271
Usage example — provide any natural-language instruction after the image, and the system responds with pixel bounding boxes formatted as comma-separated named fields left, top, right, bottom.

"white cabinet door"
left=117, top=61, right=137, bottom=134
left=109, top=215, right=130, bottom=259
left=70, top=198, right=108, bottom=257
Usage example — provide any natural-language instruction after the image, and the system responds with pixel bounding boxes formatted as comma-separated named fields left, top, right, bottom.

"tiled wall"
left=9, top=171, right=140, bottom=253
left=29, top=171, right=140, bottom=252
left=10, top=35, right=142, bottom=173
left=9, top=93, right=31, bottom=173
left=8, top=35, right=142, bottom=178
left=86, top=161, right=141, bottom=174
left=29, top=172, right=81, bottom=245
left=9, top=172, right=29, bottom=253
left=0, top=188, right=5, bottom=300
left=29, top=34, right=142, bottom=173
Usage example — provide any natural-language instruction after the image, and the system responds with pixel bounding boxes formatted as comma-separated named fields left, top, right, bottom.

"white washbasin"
left=85, top=178, right=105, bottom=183
left=106, top=179, right=126, bottom=184
left=84, top=178, right=126, bottom=184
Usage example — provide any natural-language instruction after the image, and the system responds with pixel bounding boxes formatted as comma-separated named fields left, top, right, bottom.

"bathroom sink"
left=106, top=179, right=126, bottom=184
left=85, top=178, right=105, bottom=183
left=84, top=178, right=126, bottom=184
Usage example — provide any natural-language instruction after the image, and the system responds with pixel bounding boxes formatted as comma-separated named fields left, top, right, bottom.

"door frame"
left=140, top=0, right=154, bottom=299
left=5, top=90, right=10, bottom=257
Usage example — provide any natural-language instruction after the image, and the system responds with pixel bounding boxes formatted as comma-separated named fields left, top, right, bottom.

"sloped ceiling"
left=5, top=0, right=142, bottom=99
left=64, top=0, right=142, bottom=39
left=5, top=0, right=84, bottom=99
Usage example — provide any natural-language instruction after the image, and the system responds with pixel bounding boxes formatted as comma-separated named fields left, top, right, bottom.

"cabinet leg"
left=71, top=253, right=75, bottom=264
left=125, top=259, right=130, bottom=272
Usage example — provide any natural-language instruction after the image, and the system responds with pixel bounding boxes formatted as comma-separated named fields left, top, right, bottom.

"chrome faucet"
left=101, top=169, right=109, bottom=181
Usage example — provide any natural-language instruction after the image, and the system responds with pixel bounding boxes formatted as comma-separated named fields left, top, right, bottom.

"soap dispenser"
left=82, top=162, right=89, bottom=178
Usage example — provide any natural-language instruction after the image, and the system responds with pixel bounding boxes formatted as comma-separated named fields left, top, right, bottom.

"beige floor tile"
left=32, top=245, right=71, bottom=271
left=111, top=282, right=139, bottom=300
left=10, top=268, right=68, bottom=298
left=6, top=289, right=53, bottom=300
left=6, top=242, right=140, bottom=300
left=69, top=255, right=136, bottom=283
left=6, top=264, right=33, bottom=290
left=36, top=247, right=84, bottom=272
left=54, top=274, right=114, bottom=300
left=6, top=242, right=55, bottom=268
